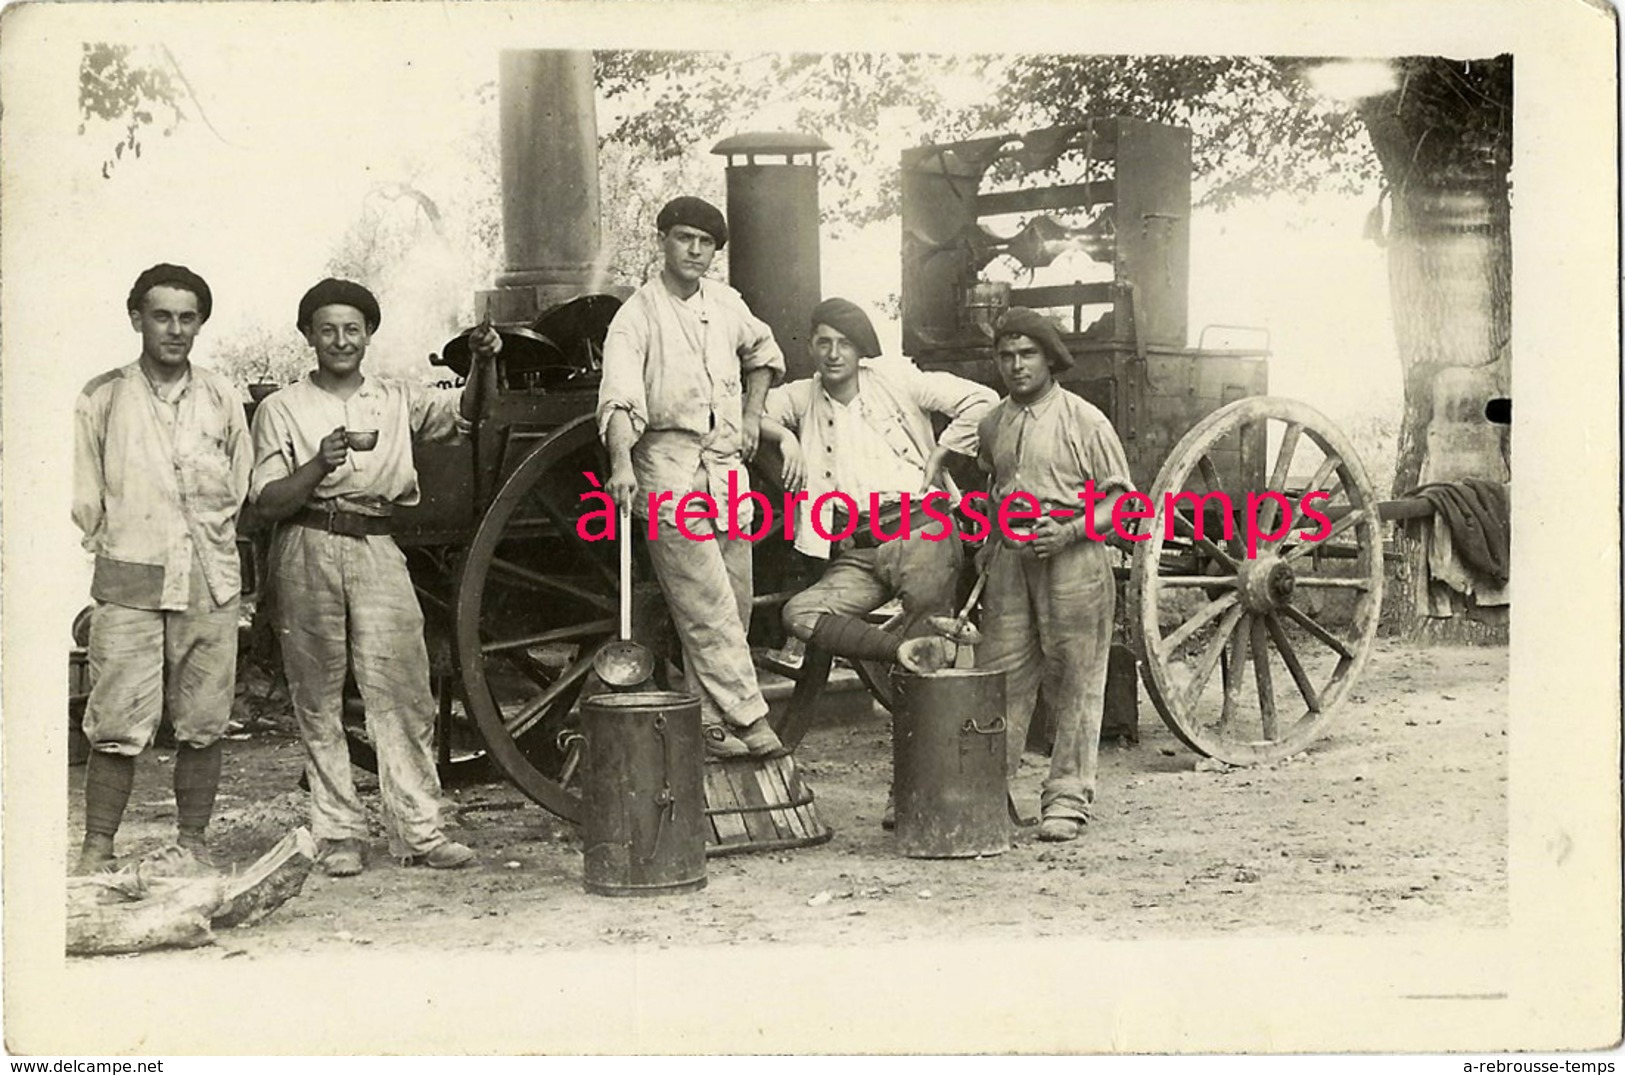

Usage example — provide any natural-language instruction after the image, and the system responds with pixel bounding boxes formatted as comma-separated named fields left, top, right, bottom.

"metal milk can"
left=891, top=669, right=1011, bottom=858
left=580, top=690, right=707, bottom=896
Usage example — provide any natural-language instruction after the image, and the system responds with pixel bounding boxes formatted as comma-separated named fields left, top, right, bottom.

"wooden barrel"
left=703, top=753, right=833, bottom=857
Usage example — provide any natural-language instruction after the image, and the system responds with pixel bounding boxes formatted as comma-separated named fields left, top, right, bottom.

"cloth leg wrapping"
left=84, top=751, right=137, bottom=837
left=809, top=613, right=902, bottom=662
left=173, top=741, right=223, bottom=834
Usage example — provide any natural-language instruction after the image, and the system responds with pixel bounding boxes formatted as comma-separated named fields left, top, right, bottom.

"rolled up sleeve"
left=408, top=382, right=469, bottom=444
left=248, top=399, right=294, bottom=503
left=906, top=366, right=998, bottom=458
left=1079, top=420, right=1134, bottom=495
left=730, top=296, right=785, bottom=383
left=763, top=383, right=801, bottom=432
left=597, top=309, right=650, bottom=441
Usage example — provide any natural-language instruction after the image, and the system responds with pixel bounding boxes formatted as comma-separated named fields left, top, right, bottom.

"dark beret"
left=297, top=278, right=381, bottom=334
left=656, top=196, right=728, bottom=249
left=993, top=307, right=1073, bottom=372
left=810, top=297, right=882, bottom=359
left=127, top=263, right=213, bottom=322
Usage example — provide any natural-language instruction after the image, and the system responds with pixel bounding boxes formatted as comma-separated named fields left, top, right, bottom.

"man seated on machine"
left=759, top=298, right=998, bottom=822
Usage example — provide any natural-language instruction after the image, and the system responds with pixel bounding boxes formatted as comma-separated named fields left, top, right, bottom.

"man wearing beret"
left=250, top=278, right=499, bottom=875
left=598, top=196, right=787, bottom=759
left=763, top=296, right=997, bottom=677
left=73, top=263, right=250, bottom=872
left=978, top=308, right=1134, bottom=841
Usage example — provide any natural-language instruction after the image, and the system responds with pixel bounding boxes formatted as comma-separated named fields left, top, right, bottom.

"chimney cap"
left=711, top=131, right=831, bottom=157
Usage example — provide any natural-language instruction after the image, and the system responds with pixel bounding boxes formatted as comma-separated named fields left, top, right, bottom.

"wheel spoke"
left=1265, top=613, right=1320, bottom=712
left=1181, top=604, right=1245, bottom=713
left=494, top=646, right=557, bottom=689
left=1157, top=575, right=1238, bottom=588
left=1291, top=576, right=1371, bottom=589
left=526, top=483, right=620, bottom=593
left=1284, top=507, right=1367, bottom=560
left=1170, top=510, right=1240, bottom=573
left=1281, top=605, right=1353, bottom=660
left=1159, top=591, right=1240, bottom=654
left=1197, top=455, right=1244, bottom=560
left=1261, top=422, right=1303, bottom=533
left=489, top=556, right=616, bottom=612
left=504, top=643, right=604, bottom=739
left=1251, top=615, right=1277, bottom=739
left=1305, top=454, right=1342, bottom=500
left=482, top=617, right=616, bottom=654
left=1219, top=612, right=1250, bottom=729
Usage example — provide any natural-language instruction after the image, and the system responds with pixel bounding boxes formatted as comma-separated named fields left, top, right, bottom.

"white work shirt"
left=826, top=389, right=929, bottom=509
left=596, top=277, right=784, bottom=528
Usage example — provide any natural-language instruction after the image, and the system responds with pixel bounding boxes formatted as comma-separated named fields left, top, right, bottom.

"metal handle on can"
left=639, top=714, right=676, bottom=865
left=961, top=716, right=1007, bottom=736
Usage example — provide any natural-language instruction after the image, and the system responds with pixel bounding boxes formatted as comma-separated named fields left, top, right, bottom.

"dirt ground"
left=65, top=638, right=1506, bottom=958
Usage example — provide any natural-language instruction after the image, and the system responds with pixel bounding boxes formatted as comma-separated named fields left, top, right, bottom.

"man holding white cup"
left=249, top=278, right=499, bottom=876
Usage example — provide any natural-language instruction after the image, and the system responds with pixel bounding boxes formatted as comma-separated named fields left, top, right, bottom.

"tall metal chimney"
left=711, top=132, right=829, bottom=381
left=480, top=50, right=602, bottom=324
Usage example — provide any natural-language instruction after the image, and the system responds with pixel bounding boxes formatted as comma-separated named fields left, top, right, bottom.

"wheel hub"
left=1238, top=554, right=1295, bottom=612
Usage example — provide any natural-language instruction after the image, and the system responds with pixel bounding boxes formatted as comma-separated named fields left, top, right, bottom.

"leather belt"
left=291, top=506, right=393, bottom=538
left=833, top=502, right=907, bottom=550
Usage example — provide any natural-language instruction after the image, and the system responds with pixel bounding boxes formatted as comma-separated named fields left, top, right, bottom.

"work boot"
left=77, top=833, right=117, bottom=874
left=1037, top=815, right=1086, bottom=842
left=176, top=827, right=214, bottom=869
left=737, top=718, right=786, bottom=759
left=881, top=791, right=896, bottom=832
left=703, top=722, right=750, bottom=760
left=411, top=840, right=476, bottom=870
left=318, top=837, right=365, bottom=877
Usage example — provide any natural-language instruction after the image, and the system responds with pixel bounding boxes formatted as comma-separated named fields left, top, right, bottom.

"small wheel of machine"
left=1129, top=396, right=1384, bottom=765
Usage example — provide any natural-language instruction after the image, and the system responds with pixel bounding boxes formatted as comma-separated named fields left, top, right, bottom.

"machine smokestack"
left=481, top=50, right=602, bottom=324
left=712, top=132, right=830, bottom=381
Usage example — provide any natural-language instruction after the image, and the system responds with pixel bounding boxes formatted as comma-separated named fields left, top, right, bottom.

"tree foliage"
left=596, top=51, right=1383, bottom=229
left=78, top=43, right=186, bottom=178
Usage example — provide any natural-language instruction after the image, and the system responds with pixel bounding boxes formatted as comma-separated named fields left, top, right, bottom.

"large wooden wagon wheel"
left=456, top=415, right=626, bottom=823
left=1129, top=396, right=1384, bottom=765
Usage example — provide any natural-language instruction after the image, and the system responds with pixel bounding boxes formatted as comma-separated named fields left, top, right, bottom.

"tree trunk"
left=1358, top=57, right=1512, bottom=644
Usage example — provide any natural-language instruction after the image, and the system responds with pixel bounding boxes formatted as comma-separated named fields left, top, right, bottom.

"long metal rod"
left=618, top=506, right=633, bottom=641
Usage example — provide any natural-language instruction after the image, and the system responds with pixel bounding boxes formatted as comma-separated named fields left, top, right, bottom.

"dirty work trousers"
left=271, top=523, right=446, bottom=858
left=782, top=528, right=962, bottom=642
left=84, top=552, right=237, bottom=756
left=979, top=538, right=1114, bottom=822
left=644, top=520, right=769, bottom=729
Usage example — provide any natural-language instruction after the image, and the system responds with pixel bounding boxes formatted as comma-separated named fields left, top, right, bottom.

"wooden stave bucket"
left=702, top=753, right=833, bottom=857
